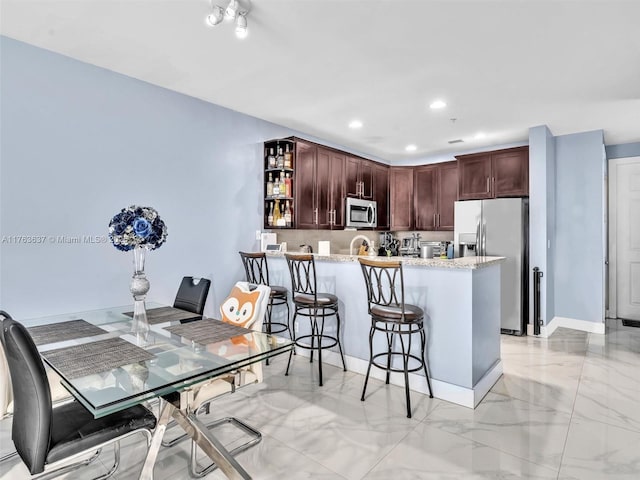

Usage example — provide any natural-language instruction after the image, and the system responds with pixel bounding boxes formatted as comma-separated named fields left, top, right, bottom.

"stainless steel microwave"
left=345, top=197, right=377, bottom=229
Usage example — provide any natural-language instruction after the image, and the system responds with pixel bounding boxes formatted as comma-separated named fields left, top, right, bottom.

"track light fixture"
left=205, top=0, right=251, bottom=39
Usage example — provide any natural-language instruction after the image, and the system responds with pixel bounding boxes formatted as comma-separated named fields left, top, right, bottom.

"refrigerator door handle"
left=475, top=220, right=481, bottom=253
left=482, top=221, right=487, bottom=256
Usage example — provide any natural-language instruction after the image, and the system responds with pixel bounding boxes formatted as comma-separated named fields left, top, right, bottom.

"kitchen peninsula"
left=266, top=253, right=504, bottom=408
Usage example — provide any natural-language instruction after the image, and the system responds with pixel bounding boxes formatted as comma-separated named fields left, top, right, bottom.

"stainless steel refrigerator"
left=454, top=198, right=529, bottom=335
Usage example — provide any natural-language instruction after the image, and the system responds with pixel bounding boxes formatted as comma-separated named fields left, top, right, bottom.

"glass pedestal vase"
left=130, top=245, right=150, bottom=344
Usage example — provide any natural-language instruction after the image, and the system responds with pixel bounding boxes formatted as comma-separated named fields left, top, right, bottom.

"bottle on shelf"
left=273, top=200, right=283, bottom=226
left=273, top=175, right=280, bottom=196
left=284, top=200, right=292, bottom=227
left=276, top=146, right=285, bottom=169
left=284, top=144, right=293, bottom=169
left=266, top=172, right=274, bottom=197
left=267, top=202, right=274, bottom=226
left=268, top=148, right=276, bottom=168
left=284, top=173, right=292, bottom=198
left=279, top=172, right=285, bottom=196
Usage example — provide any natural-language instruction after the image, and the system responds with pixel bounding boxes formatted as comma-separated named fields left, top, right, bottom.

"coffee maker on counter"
left=378, top=232, right=399, bottom=256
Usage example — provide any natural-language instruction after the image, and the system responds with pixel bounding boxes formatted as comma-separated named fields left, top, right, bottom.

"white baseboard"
left=539, top=316, right=605, bottom=337
left=292, top=347, right=502, bottom=409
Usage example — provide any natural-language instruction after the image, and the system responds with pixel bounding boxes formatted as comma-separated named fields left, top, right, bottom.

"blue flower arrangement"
left=108, top=205, right=168, bottom=252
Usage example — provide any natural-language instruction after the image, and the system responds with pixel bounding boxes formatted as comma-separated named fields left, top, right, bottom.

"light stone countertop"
left=266, top=252, right=505, bottom=269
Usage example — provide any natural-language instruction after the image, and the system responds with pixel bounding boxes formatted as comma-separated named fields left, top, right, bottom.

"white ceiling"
left=1, top=0, right=639, bottom=162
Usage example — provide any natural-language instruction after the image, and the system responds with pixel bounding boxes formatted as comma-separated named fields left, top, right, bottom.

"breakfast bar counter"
left=266, top=253, right=505, bottom=408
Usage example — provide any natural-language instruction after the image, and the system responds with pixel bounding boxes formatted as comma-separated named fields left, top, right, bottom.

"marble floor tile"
left=490, top=371, right=579, bottom=414
left=427, top=392, right=572, bottom=470
left=364, top=421, right=558, bottom=479
left=330, top=372, right=443, bottom=422
left=260, top=389, right=420, bottom=480
left=558, top=417, right=640, bottom=479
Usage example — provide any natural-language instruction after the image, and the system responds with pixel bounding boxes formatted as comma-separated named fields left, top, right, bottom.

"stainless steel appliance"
left=345, top=197, right=377, bottom=229
left=454, top=198, right=529, bottom=335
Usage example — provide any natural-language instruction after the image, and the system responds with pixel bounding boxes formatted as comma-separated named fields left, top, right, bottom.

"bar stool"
left=358, top=258, right=433, bottom=418
left=285, top=253, right=346, bottom=386
left=239, top=252, right=292, bottom=342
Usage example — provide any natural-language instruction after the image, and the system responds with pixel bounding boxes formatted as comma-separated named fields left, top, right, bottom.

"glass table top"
left=23, top=303, right=293, bottom=418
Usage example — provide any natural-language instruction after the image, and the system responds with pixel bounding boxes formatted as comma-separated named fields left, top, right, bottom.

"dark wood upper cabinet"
left=294, top=140, right=318, bottom=229
left=316, top=147, right=345, bottom=230
left=390, top=167, right=414, bottom=231
left=492, top=147, right=529, bottom=197
left=374, top=164, right=390, bottom=230
left=414, top=165, right=438, bottom=230
left=438, top=161, right=458, bottom=230
left=413, top=161, right=458, bottom=231
left=457, top=146, right=528, bottom=200
left=457, top=153, right=493, bottom=200
left=346, top=156, right=374, bottom=199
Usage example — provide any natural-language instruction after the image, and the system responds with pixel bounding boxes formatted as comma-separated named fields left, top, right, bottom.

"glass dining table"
left=22, top=302, right=293, bottom=480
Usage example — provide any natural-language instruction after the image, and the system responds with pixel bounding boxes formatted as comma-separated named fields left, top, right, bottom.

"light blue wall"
left=554, top=130, right=605, bottom=322
left=528, top=125, right=556, bottom=326
left=0, top=36, right=301, bottom=319
left=606, top=142, right=640, bottom=159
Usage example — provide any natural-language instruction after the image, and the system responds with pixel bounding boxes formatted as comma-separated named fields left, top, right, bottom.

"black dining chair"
left=284, top=253, right=347, bottom=386
left=0, top=312, right=157, bottom=480
left=358, top=258, right=433, bottom=418
left=173, top=276, right=211, bottom=319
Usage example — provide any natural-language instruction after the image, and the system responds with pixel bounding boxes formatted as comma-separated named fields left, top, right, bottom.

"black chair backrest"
left=0, top=313, right=52, bottom=474
left=173, top=277, right=211, bottom=315
left=358, top=258, right=406, bottom=316
left=285, top=254, right=317, bottom=300
left=239, top=252, right=270, bottom=286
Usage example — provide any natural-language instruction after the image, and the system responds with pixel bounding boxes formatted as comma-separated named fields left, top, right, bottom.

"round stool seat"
left=371, top=303, right=424, bottom=322
left=293, top=293, right=338, bottom=307
left=269, top=285, right=288, bottom=298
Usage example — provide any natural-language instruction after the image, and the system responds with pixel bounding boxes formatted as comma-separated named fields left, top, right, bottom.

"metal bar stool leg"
left=421, top=327, right=434, bottom=398
left=265, top=299, right=273, bottom=366
left=385, top=325, right=394, bottom=385
left=285, top=310, right=298, bottom=377
left=335, top=310, right=347, bottom=372
left=316, top=309, right=324, bottom=386
left=361, top=322, right=375, bottom=401
left=399, top=330, right=412, bottom=418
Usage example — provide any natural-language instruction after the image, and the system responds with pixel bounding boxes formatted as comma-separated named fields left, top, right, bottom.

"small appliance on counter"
left=260, top=233, right=277, bottom=252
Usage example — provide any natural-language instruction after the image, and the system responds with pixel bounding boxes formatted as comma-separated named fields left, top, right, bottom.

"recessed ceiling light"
left=348, top=120, right=363, bottom=129
left=474, top=132, right=486, bottom=139
left=429, top=100, right=447, bottom=110
left=405, top=144, right=417, bottom=152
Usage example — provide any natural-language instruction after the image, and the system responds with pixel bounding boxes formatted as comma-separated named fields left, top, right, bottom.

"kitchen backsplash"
left=273, top=230, right=453, bottom=254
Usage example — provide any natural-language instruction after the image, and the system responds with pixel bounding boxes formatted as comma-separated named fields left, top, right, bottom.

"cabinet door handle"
left=438, top=213, right=440, bottom=227
left=333, top=209, right=337, bottom=225
left=314, top=208, right=318, bottom=225
left=433, top=213, right=436, bottom=227
left=492, top=177, right=496, bottom=193
left=486, top=177, right=490, bottom=193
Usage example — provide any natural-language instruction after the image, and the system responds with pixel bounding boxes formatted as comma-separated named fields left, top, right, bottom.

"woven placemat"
left=27, top=319, right=107, bottom=346
left=164, top=319, right=252, bottom=345
left=42, top=337, right=155, bottom=379
left=123, top=306, right=201, bottom=325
